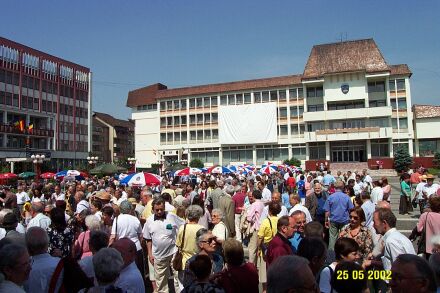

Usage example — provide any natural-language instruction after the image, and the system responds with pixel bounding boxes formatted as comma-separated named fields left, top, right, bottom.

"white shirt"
left=111, top=214, right=143, bottom=251
left=284, top=173, right=290, bottom=181
left=0, top=223, right=26, bottom=240
left=289, top=204, right=313, bottom=223
left=52, top=192, right=65, bottom=201
left=381, top=228, right=415, bottom=270
left=0, top=280, right=26, bottom=293
left=24, top=253, right=61, bottom=293
left=16, top=191, right=30, bottom=205
left=76, top=200, right=90, bottom=214
left=142, top=212, right=184, bottom=260
left=371, top=187, right=384, bottom=204
left=260, top=205, right=289, bottom=222
left=261, top=188, right=272, bottom=203
left=422, top=183, right=440, bottom=198
left=115, top=261, right=145, bottom=293
left=27, top=213, right=51, bottom=230
left=165, top=202, right=175, bottom=212
left=212, top=221, right=229, bottom=241
left=318, top=262, right=337, bottom=293
left=354, top=181, right=364, bottom=196
left=415, top=182, right=426, bottom=199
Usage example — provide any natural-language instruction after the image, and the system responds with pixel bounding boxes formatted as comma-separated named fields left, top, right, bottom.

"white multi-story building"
left=127, top=39, right=422, bottom=170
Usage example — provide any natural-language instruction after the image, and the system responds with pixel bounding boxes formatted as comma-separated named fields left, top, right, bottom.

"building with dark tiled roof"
left=92, top=112, right=134, bottom=163
left=126, top=38, right=437, bottom=170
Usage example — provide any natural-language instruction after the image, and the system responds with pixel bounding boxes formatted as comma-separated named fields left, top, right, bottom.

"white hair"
left=93, top=247, right=123, bottom=285
left=212, top=208, right=224, bottom=220
left=85, top=215, right=101, bottom=231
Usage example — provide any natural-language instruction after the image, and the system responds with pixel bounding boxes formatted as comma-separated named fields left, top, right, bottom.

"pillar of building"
left=325, top=142, right=330, bottom=161
left=389, top=138, right=394, bottom=158
left=414, top=139, right=420, bottom=157
left=10, top=161, right=14, bottom=174
left=219, top=148, right=223, bottom=166
left=252, top=145, right=257, bottom=166
left=366, top=140, right=372, bottom=159
left=288, top=144, right=292, bottom=159
left=305, top=143, right=310, bottom=161
left=408, top=139, right=414, bottom=156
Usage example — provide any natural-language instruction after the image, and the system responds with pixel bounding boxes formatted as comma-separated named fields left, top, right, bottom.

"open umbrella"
left=40, top=172, right=56, bottom=179
left=208, top=166, right=232, bottom=174
left=18, top=171, right=36, bottom=179
left=121, top=172, right=161, bottom=187
left=259, top=165, right=277, bottom=175
left=55, top=170, right=87, bottom=180
left=174, top=167, right=202, bottom=176
left=0, top=173, right=18, bottom=180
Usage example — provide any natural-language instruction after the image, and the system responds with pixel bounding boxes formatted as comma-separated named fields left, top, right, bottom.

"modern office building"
left=127, top=39, right=432, bottom=169
left=92, top=112, right=135, bottom=163
left=0, top=37, right=91, bottom=171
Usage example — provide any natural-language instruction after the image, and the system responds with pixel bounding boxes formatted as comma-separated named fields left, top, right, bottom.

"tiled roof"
left=303, top=39, right=390, bottom=78
left=126, top=75, right=302, bottom=107
left=413, top=105, right=440, bottom=119
left=93, top=112, right=134, bottom=130
left=389, top=64, right=412, bottom=76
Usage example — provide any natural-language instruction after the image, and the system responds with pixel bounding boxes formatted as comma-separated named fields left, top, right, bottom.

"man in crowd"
left=360, top=190, right=375, bottom=228
left=52, top=185, right=65, bottom=201
left=266, top=215, right=295, bottom=266
left=258, top=181, right=272, bottom=203
left=140, top=189, right=154, bottom=225
left=74, top=191, right=90, bottom=214
left=261, top=192, right=288, bottom=221
left=306, top=182, right=327, bottom=225
left=16, top=184, right=30, bottom=211
left=288, top=194, right=312, bottom=223
left=232, top=183, right=247, bottom=242
left=27, top=202, right=51, bottom=230
left=324, top=179, right=354, bottom=250
left=219, top=185, right=236, bottom=238
left=143, top=197, right=184, bottom=293
left=246, top=190, right=265, bottom=264
left=289, top=210, right=307, bottom=253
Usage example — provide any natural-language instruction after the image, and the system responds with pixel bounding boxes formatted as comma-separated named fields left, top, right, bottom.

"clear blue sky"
left=2, top=0, right=439, bottom=120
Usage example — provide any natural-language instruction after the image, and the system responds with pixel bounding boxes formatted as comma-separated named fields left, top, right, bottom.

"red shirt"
left=232, top=192, right=246, bottom=214
left=213, top=262, right=259, bottom=293
left=410, top=172, right=421, bottom=185
left=266, top=233, right=293, bottom=266
left=287, top=177, right=296, bottom=188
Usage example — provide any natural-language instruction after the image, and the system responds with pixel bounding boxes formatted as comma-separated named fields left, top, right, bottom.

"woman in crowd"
left=212, top=238, right=259, bottom=293
left=181, top=255, right=225, bottom=293
left=211, top=209, right=229, bottom=243
left=192, top=196, right=210, bottom=229
left=47, top=207, right=75, bottom=258
left=0, top=244, right=31, bottom=293
left=174, top=205, right=205, bottom=292
left=417, top=196, right=440, bottom=259
left=339, top=207, right=373, bottom=261
left=399, top=173, right=412, bottom=215
left=198, top=181, right=208, bottom=202
left=90, top=200, right=103, bottom=221
left=183, top=229, right=224, bottom=288
left=101, top=206, right=114, bottom=235
left=331, top=261, right=368, bottom=293
left=73, top=214, right=101, bottom=259
left=319, top=237, right=360, bottom=293
left=381, top=177, right=392, bottom=202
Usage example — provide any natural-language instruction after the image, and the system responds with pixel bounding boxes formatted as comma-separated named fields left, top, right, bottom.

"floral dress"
left=47, top=225, right=75, bottom=258
left=339, top=224, right=373, bottom=261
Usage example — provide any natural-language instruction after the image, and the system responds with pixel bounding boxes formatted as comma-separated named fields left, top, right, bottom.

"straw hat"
left=95, top=191, right=111, bottom=201
left=426, top=174, right=435, bottom=180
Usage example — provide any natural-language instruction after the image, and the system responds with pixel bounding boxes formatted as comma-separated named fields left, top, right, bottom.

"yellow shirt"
left=175, top=223, right=204, bottom=269
left=258, top=216, right=278, bottom=244
left=140, top=200, right=153, bottom=220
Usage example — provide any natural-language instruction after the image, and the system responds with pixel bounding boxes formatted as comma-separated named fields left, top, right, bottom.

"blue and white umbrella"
left=259, top=165, right=277, bottom=175
left=208, top=166, right=232, bottom=174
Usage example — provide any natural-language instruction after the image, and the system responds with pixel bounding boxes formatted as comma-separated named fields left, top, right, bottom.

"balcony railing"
left=305, top=127, right=392, bottom=142
left=0, top=124, right=54, bottom=137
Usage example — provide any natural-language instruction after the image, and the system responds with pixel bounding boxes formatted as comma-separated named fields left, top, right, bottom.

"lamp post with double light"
left=31, top=154, right=45, bottom=181
left=87, top=156, right=99, bottom=169
left=128, top=157, right=136, bottom=173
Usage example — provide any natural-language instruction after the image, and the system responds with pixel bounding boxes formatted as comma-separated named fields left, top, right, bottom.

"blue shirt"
left=289, top=232, right=303, bottom=253
left=323, top=191, right=354, bottom=224
left=322, top=174, right=336, bottom=186
left=297, top=180, right=306, bottom=198
left=316, top=193, right=327, bottom=217
left=282, top=192, right=291, bottom=210
left=361, top=200, right=375, bottom=227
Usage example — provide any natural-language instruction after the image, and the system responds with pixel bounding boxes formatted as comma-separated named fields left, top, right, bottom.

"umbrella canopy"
left=90, top=164, right=127, bottom=175
left=18, top=171, right=36, bottom=179
left=0, top=173, right=18, bottom=180
left=55, top=170, right=87, bottom=180
left=259, top=165, right=277, bottom=175
left=40, top=172, right=56, bottom=179
left=208, top=166, right=232, bottom=174
left=118, top=173, right=129, bottom=180
left=174, top=167, right=202, bottom=176
left=121, top=172, right=161, bottom=187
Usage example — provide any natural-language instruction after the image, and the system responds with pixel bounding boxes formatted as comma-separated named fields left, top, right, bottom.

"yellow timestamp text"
left=336, top=270, right=392, bottom=280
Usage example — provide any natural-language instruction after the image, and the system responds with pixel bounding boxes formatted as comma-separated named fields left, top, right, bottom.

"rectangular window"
left=204, top=130, right=211, bottom=140
left=369, top=100, right=387, bottom=107
left=196, top=130, right=203, bottom=143
left=307, top=87, right=323, bottom=98
left=389, top=80, right=395, bottom=91
left=244, top=93, right=251, bottom=104
left=392, top=118, right=408, bottom=129
left=174, top=132, right=180, bottom=143
left=190, top=131, right=196, bottom=142
left=189, top=98, right=196, bottom=108
left=211, top=96, right=218, bottom=106
left=328, top=100, right=365, bottom=110
left=279, top=107, right=287, bottom=118
left=279, top=90, right=286, bottom=101
left=196, top=114, right=203, bottom=125
left=262, top=91, right=270, bottom=103
left=270, top=91, right=278, bottom=102
left=181, top=116, right=187, bottom=125
left=212, top=129, right=218, bottom=140
left=369, top=118, right=389, bottom=128
left=371, top=140, right=389, bottom=157
left=298, top=88, right=304, bottom=98
left=174, top=100, right=180, bottom=110
left=196, top=98, right=203, bottom=108
left=391, top=98, right=407, bottom=110
left=212, top=113, right=218, bottom=122
left=167, top=133, right=173, bottom=143
left=203, top=97, right=210, bottom=107
left=254, top=92, right=261, bottom=103
left=220, top=95, right=227, bottom=105
left=307, top=104, right=324, bottom=112
left=13, top=94, right=19, bottom=107
left=166, top=101, right=173, bottom=110
left=204, top=113, right=210, bottom=123
left=160, top=101, right=166, bottom=111
left=291, top=124, right=299, bottom=135
left=307, top=122, right=324, bottom=132
left=309, top=143, right=326, bottom=159
left=290, top=106, right=304, bottom=117
left=279, top=125, right=288, bottom=135
left=174, top=116, right=181, bottom=126
left=160, top=118, right=166, bottom=127
left=190, top=115, right=196, bottom=125
left=292, top=147, right=306, bottom=160
left=227, top=95, right=235, bottom=105
left=181, top=99, right=187, bottom=109
left=368, top=81, right=385, bottom=93
left=181, top=132, right=187, bottom=143
left=396, top=79, right=405, bottom=90
left=236, top=94, right=243, bottom=105
left=419, top=140, right=440, bottom=157
left=160, top=133, right=166, bottom=143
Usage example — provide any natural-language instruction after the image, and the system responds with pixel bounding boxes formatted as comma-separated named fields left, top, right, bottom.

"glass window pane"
left=244, top=93, right=251, bottom=104
left=279, top=90, right=286, bottom=101
left=220, top=95, right=227, bottom=105
left=254, top=92, right=261, bottom=103
left=236, top=94, right=243, bottom=104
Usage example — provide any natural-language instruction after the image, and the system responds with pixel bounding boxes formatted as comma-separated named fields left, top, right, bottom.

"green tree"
left=283, top=157, right=301, bottom=167
left=189, top=158, right=204, bottom=168
left=433, top=152, right=440, bottom=169
left=393, top=145, right=413, bottom=173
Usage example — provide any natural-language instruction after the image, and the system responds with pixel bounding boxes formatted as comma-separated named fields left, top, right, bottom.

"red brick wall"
left=413, top=157, right=434, bottom=169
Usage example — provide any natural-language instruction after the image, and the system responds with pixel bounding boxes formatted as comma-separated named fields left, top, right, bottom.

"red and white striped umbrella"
left=259, top=165, right=277, bottom=174
left=0, top=173, right=18, bottom=179
left=124, top=172, right=161, bottom=187
left=40, top=172, right=56, bottom=179
left=174, top=167, right=202, bottom=176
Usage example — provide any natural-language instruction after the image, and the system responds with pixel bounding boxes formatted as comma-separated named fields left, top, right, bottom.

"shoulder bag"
left=417, top=212, right=429, bottom=254
left=260, top=218, right=273, bottom=257
left=172, top=223, right=187, bottom=271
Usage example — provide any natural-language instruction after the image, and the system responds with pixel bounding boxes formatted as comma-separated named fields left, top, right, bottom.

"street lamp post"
left=31, top=154, right=45, bottom=181
left=87, top=156, right=99, bottom=169
left=128, top=157, right=136, bottom=173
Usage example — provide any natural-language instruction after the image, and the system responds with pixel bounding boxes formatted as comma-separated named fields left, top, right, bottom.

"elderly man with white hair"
left=24, top=227, right=62, bottom=293
left=26, top=202, right=51, bottom=230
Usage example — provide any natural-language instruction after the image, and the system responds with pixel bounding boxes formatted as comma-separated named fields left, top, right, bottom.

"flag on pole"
left=19, top=120, right=25, bottom=132
left=28, top=124, right=34, bottom=132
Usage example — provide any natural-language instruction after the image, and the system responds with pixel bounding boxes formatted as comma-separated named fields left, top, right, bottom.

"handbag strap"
left=423, top=212, right=429, bottom=233
left=180, top=224, right=187, bottom=250
left=48, top=258, right=64, bottom=293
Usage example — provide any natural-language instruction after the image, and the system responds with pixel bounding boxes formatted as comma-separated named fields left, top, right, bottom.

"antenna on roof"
left=338, top=33, right=349, bottom=42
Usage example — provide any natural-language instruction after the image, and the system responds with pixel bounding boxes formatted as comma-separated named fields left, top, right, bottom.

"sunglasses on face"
left=201, top=237, right=216, bottom=244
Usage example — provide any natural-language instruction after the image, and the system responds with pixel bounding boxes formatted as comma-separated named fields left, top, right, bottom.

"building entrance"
left=331, top=142, right=366, bottom=162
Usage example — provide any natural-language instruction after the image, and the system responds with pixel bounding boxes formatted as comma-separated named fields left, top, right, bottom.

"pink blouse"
left=417, top=212, right=440, bottom=254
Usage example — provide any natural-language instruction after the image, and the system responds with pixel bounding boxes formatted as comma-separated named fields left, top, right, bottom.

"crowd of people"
left=0, top=167, right=439, bottom=293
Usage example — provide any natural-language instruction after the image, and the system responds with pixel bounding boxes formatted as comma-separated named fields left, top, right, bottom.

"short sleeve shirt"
left=257, top=216, right=278, bottom=244
left=112, top=214, right=143, bottom=250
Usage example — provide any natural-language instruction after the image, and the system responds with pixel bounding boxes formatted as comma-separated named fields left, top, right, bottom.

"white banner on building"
left=219, top=102, right=277, bottom=145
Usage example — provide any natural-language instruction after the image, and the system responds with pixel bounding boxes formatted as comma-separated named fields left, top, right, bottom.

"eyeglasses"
left=201, top=237, right=217, bottom=244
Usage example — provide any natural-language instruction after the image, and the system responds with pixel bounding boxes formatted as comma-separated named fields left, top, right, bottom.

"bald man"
left=111, top=238, right=145, bottom=293
left=376, top=200, right=391, bottom=210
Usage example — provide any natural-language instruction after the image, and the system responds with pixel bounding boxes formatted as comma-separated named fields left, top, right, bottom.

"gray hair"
left=119, top=200, right=132, bottom=214
left=395, top=254, right=436, bottom=292
left=211, top=209, right=224, bottom=220
left=185, top=205, right=203, bottom=221
left=93, top=247, right=124, bottom=285
left=224, top=185, right=235, bottom=196
left=267, top=255, right=310, bottom=293
left=85, top=215, right=101, bottom=231
left=0, top=244, right=28, bottom=281
left=26, top=227, right=49, bottom=253
left=31, top=202, right=44, bottom=213
left=217, top=180, right=224, bottom=188
left=196, top=228, right=210, bottom=248
left=0, top=209, right=12, bottom=225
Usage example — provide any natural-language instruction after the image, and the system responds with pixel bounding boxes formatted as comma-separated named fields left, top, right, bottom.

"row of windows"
left=306, top=118, right=392, bottom=132
left=137, top=104, right=157, bottom=111
left=160, top=129, right=220, bottom=144
left=327, top=100, right=365, bottom=110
